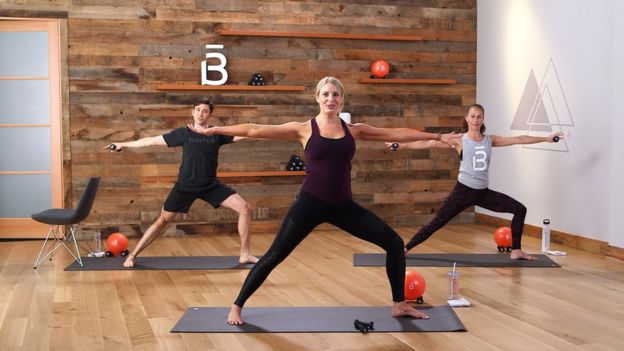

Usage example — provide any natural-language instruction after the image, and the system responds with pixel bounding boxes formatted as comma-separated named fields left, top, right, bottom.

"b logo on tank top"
left=472, top=146, right=488, bottom=171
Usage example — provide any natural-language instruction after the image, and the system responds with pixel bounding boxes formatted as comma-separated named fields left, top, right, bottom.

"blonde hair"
left=315, top=76, right=345, bottom=115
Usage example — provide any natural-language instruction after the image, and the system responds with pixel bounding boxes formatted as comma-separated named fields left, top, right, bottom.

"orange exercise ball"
left=371, top=60, right=390, bottom=78
left=494, top=227, right=512, bottom=247
left=404, top=270, right=426, bottom=301
left=106, top=232, right=128, bottom=255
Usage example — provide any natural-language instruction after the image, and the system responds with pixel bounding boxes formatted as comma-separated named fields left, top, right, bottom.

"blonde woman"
left=190, top=77, right=459, bottom=325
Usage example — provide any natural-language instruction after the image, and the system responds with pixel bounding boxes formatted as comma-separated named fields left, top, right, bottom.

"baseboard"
left=475, top=213, right=624, bottom=261
left=77, top=221, right=284, bottom=240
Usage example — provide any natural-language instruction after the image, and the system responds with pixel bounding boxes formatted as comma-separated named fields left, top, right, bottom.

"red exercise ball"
left=106, top=232, right=128, bottom=255
left=494, top=227, right=512, bottom=247
left=371, top=60, right=390, bottom=78
left=404, top=270, right=426, bottom=301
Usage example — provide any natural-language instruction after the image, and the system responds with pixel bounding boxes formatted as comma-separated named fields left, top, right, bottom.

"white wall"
left=609, top=1, right=624, bottom=248
left=477, top=0, right=623, bottom=248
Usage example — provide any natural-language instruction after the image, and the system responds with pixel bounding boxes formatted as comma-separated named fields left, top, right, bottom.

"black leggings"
left=234, top=191, right=406, bottom=307
left=405, top=182, right=527, bottom=251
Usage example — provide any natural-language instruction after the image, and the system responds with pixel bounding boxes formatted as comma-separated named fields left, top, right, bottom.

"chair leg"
left=66, top=224, right=84, bottom=267
left=33, top=225, right=56, bottom=269
left=33, top=224, right=84, bottom=269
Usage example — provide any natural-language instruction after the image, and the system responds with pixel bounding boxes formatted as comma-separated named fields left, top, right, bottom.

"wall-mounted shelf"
left=156, top=84, right=305, bottom=91
left=218, top=171, right=305, bottom=178
left=217, top=29, right=423, bottom=42
left=357, top=78, right=456, bottom=85
left=141, top=171, right=305, bottom=185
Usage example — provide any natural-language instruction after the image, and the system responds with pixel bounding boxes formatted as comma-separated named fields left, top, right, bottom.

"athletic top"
left=301, top=118, right=356, bottom=203
left=458, top=134, right=491, bottom=189
left=163, top=127, right=234, bottom=192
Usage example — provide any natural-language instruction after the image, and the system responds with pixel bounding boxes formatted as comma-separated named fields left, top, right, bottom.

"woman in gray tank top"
left=388, top=104, right=562, bottom=260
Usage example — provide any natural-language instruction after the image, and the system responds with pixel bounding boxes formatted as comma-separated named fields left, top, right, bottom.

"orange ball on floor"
left=404, top=270, right=426, bottom=301
left=106, top=232, right=128, bottom=255
left=494, top=227, right=512, bottom=247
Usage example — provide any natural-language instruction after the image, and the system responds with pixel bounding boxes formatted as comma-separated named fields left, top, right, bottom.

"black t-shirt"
left=162, top=127, right=234, bottom=191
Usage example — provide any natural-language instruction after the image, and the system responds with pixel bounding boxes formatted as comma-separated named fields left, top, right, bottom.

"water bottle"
left=541, top=219, right=550, bottom=253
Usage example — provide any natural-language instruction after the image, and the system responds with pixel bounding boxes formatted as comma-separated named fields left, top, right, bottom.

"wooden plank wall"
left=0, top=0, right=476, bottom=237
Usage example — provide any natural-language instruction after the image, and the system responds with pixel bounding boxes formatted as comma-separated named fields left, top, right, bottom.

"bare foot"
left=239, top=254, right=259, bottom=264
left=227, top=304, right=244, bottom=325
left=123, top=254, right=136, bottom=268
left=392, top=301, right=429, bottom=319
left=510, top=249, right=537, bottom=260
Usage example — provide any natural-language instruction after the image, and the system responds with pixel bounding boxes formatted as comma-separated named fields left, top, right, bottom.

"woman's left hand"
left=440, top=132, right=462, bottom=144
left=549, top=131, right=564, bottom=142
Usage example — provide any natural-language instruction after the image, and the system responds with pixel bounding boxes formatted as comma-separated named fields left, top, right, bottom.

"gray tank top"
left=458, top=134, right=491, bottom=189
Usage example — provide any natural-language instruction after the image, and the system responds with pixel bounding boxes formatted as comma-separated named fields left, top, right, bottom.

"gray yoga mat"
left=171, top=305, right=466, bottom=333
left=354, top=253, right=561, bottom=268
left=64, top=256, right=256, bottom=271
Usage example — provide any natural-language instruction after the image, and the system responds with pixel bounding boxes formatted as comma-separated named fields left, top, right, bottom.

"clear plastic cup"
left=448, top=271, right=460, bottom=300
left=94, top=231, right=101, bottom=253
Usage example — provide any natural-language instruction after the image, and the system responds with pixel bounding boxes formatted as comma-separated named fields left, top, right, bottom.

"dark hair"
left=193, top=97, right=214, bottom=113
left=462, top=103, right=486, bottom=134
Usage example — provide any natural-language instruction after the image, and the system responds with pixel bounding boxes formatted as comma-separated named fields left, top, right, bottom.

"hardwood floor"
left=1, top=223, right=622, bottom=351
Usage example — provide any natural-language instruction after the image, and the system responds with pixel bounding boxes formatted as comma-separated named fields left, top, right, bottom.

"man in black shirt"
left=104, top=98, right=258, bottom=268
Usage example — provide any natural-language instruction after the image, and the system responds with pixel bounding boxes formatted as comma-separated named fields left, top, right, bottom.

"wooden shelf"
left=156, top=84, right=305, bottom=91
left=357, top=78, right=456, bottom=85
left=218, top=171, right=305, bottom=178
left=141, top=171, right=305, bottom=184
left=218, top=29, right=423, bottom=42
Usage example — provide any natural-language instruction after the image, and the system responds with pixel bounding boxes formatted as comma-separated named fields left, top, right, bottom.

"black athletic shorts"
left=163, top=182, right=236, bottom=213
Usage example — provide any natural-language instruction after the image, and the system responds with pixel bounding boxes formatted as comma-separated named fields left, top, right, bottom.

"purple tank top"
left=301, top=118, right=356, bottom=203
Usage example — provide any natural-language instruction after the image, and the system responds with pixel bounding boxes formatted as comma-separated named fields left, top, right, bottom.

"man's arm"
left=103, top=135, right=167, bottom=152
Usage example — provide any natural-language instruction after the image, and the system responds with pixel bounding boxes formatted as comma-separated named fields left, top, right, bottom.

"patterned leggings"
left=234, top=191, right=406, bottom=307
left=405, top=182, right=527, bottom=251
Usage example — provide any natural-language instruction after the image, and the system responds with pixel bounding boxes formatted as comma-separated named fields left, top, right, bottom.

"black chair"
left=32, top=176, right=100, bottom=269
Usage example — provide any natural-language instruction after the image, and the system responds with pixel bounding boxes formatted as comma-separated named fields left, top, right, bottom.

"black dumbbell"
left=390, top=142, right=399, bottom=151
left=553, top=136, right=560, bottom=142
left=108, top=144, right=121, bottom=152
left=354, top=319, right=374, bottom=334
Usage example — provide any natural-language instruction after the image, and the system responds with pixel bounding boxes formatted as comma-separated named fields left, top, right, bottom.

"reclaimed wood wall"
left=0, top=0, right=476, bottom=237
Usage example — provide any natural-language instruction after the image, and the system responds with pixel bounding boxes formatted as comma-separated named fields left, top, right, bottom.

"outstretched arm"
left=189, top=122, right=305, bottom=142
left=490, top=132, right=563, bottom=147
left=103, top=135, right=166, bottom=152
left=349, top=123, right=459, bottom=143
left=385, top=140, right=456, bottom=151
